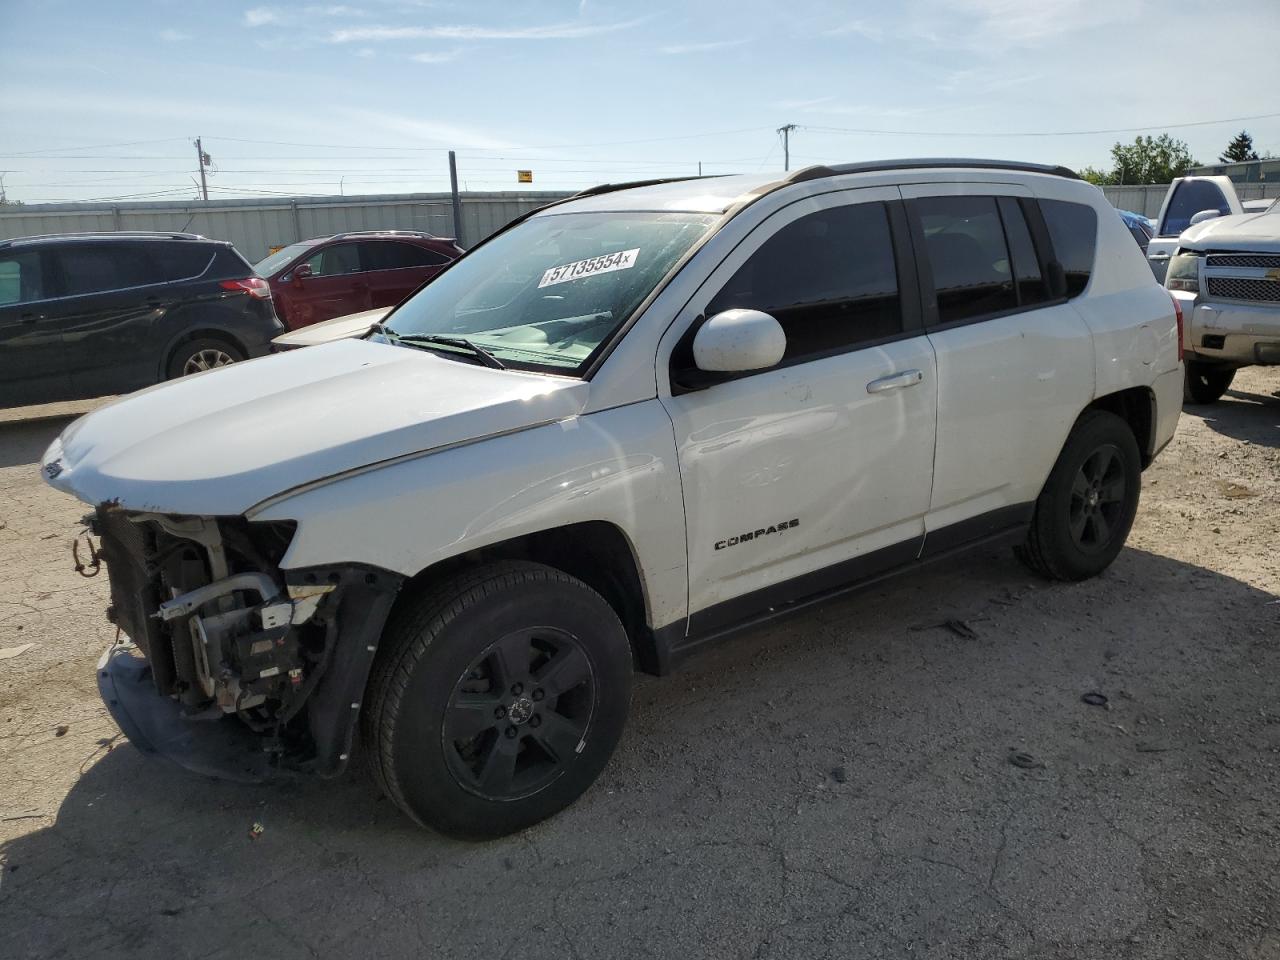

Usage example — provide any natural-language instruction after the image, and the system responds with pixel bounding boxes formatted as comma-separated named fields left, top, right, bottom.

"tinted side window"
left=998, top=198, right=1048, bottom=307
left=363, top=241, right=449, bottom=270
left=1040, top=199, right=1097, bottom=298
left=0, top=251, right=45, bottom=306
left=55, top=244, right=149, bottom=297
left=706, top=203, right=902, bottom=363
left=1161, top=180, right=1230, bottom=236
left=913, top=196, right=1016, bottom=324
left=305, top=242, right=363, bottom=277
left=143, top=242, right=216, bottom=282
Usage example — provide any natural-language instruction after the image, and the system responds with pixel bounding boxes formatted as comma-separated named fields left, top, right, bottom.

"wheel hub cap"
left=509, top=696, right=535, bottom=724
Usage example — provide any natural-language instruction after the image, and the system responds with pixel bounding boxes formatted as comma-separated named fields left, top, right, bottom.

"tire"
left=1015, top=410, right=1141, bottom=582
left=362, top=561, right=632, bottom=839
left=1183, top=361, right=1235, bottom=405
left=166, top=337, right=245, bottom=380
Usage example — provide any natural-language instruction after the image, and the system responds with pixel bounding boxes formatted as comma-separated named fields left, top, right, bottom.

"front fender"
left=249, top=400, right=689, bottom=632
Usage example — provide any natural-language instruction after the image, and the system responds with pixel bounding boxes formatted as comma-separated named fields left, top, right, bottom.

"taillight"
left=221, top=277, right=272, bottom=300
left=1170, top=293, right=1185, bottom=362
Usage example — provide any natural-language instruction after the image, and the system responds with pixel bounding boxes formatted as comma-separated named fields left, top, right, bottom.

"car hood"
left=273, top=307, right=391, bottom=349
left=1178, top=210, right=1280, bottom=252
left=42, top=338, right=589, bottom=516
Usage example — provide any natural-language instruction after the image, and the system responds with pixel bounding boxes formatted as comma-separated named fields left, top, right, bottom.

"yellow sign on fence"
left=517, top=170, right=533, bottom=184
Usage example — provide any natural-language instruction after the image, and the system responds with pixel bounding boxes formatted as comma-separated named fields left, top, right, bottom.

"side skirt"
left=653, top=503, right=1033, bottom=673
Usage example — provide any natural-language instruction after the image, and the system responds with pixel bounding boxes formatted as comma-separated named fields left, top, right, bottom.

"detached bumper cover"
left=97, top=642, right=277, bottom=783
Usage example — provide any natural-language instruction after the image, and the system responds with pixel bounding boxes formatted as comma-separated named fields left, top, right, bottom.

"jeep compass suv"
left=43, top=160, right=1183, bottom=838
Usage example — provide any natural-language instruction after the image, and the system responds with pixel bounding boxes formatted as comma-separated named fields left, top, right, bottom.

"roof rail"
left=569, top=175, right=721, bottom=199
left=0, top=230, right=208, bottom=247
left=328, top=229, right=441, bottom=241
left=786, top=158, right=1081, bottom=184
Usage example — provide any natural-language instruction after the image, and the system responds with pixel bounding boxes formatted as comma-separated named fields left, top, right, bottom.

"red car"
left=253, top=230, right=462, bottom=330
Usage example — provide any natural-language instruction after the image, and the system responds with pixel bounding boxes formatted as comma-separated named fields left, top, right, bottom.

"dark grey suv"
left=0, top=232, right=284, bottom=407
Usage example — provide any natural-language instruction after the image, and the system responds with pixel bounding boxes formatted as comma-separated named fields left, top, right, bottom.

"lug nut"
left=532, top=688, right=545, bottom=702
left=511, top=682, right=524, bottom=695
left=529, top=714, right=542, bottom=728
left=494, top=706, right=506, bottom=719
left=505, top=726, right=518, bottom=739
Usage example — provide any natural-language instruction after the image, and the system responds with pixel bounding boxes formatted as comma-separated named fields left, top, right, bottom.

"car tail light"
left=221, top=277, right=272, bottom=300
left=1170, top=293, right=1184, bottom=362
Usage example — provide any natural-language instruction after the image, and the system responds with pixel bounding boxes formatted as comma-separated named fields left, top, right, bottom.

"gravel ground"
left=2, top=370, right=1278, bottom=960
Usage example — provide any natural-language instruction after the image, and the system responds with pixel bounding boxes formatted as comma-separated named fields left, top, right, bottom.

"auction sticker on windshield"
left=539, top=248, right=640, bottom=288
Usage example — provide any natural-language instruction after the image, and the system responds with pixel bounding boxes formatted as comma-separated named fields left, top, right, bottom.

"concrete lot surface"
left=2, top=371, right=1278, bottom=959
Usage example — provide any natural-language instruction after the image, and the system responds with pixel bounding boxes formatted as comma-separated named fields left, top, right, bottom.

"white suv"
left=43, top=160, right=1183, bottom=837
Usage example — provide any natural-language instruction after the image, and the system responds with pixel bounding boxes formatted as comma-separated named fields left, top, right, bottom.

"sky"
left=1, top=0, right=1279, bottom=205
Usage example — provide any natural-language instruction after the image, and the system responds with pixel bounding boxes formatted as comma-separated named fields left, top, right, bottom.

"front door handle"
left=19, top=312, right=44, bottom=325
left=866, top=369, right=924, bottom=394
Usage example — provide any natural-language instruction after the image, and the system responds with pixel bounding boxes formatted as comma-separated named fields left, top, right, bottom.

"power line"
left=801, top=110, right=1280, bottom=139
left=0, top=137, right=189, bottom=158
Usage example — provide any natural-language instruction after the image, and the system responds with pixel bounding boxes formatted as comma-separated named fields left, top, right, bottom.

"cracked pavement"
left=2, top=372, right=1279, bottom=959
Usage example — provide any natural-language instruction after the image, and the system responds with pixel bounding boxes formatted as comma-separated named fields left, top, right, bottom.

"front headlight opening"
left=1166, top=253, right=1201, bottom=293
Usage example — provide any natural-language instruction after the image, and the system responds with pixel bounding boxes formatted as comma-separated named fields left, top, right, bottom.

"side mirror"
left=1189, top=209, right=1221, bottom=226
left=292, top=263, right=314, bottom=284
left=692, top=309, right=786, bottom=373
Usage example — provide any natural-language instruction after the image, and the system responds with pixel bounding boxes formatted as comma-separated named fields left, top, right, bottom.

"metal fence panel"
left=4, top=183, right=1272, bottom=260
left=0, top=192, right=573, bottom=262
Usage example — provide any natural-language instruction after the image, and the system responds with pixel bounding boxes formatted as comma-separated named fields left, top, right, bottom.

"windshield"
left=254, top=241, right=316, bottom=277
left=383, top=211, right=717, bottom=375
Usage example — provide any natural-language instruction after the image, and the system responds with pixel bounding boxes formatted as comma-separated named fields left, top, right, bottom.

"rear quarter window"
left=142, top=243, right=217, bottom=283
left=1040, top=199, right=1097, bottom=298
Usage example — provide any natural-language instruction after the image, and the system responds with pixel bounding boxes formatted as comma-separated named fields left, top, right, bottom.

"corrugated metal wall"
left=3, top=184, right=1274, bottom=258
left=0, top=192, right=573, bottom=262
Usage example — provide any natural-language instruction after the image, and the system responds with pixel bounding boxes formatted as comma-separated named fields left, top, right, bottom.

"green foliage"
left=1078, top=166, right=1114, bottom=186
left=1080, top=134, right=1198, bottom=186
left=1109, top=135, right=1198, bottom=185
left=1220, top=130, right=1259, bottom=163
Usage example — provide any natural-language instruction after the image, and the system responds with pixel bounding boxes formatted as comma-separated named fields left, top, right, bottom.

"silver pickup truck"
left=1164, top=198, right=1280, bottom=402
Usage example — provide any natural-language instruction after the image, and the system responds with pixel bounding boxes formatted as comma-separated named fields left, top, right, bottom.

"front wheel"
left=1015, top=410, right=1141, bottom=582
left=1183, top=361, right=1235, bottom=405
left=363, top=561, right=632, bottom=838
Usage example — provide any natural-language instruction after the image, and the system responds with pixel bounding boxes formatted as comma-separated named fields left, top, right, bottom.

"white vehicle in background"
left=1165, top=201, right=1280, bottom=403
left=272, top=306, right=390, bottom=350
left=1146, top=176, right=1242, bottom=282
left=42, top=159, right=1182, bottom=838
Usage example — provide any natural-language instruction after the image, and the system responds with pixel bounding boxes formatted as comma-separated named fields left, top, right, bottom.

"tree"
left=1220, top=130, right=1259, bottom=163
left=1109, top=134, right=1197, bottom=185
left=1078, top=165, right=1114, bottom=186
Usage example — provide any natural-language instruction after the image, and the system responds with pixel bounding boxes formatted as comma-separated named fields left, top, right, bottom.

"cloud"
left=245, top=5, right=363, bottom=27
left=824, top=19, right=883, bottom=41
left=342, top=108, right=516, bottom=150
left=908, top=0, right=1143, bottom=51
left=159, top=29, right=191, bottom=42
left=355, top=47, right=375, bottom=57
left=410, top=49, right=462, bottom=63
left=328, top=18, right=646, bottom=43
left=243, top=7, right=280, bottom=27
left=659, top=38, right=748, bottom=55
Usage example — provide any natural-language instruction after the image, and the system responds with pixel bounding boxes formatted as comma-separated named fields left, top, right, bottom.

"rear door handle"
left=19, top=312, right=44, bottom=324
left=866, top=369, right=923, bottom=394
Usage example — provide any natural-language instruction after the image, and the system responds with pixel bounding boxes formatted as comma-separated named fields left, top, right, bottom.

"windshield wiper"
left=371, top=325, right=506, bottom=370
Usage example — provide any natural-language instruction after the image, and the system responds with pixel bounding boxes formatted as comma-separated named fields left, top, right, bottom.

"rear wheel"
left=167, top=337, right=245, bottom=380
left=1183, top=361, right=1235, bottom=404
left=1015, top=410, right=1141, bottom=582
left=363, top=561, right=632, bottom=838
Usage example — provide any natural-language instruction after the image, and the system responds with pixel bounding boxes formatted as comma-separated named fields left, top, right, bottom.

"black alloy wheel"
left=1068, top=443, right=1128, bottom=555
left=443, top=627, right=595, bottom=801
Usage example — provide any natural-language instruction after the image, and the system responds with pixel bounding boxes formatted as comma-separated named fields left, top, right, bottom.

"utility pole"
left=777, top=124, right=797, bottom=172
left=194, top=137, right=209, bottom=201
left=448, top=150, right=464, bottom=247
left=698, top=161, right=702, bottom=177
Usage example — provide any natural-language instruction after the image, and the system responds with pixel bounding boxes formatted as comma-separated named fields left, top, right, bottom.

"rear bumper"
left=97, top=642, right=277, bottom=783
left=1187, top=299, right=1280, bottom=365
left=1150, top=365, right=1183, bottom=462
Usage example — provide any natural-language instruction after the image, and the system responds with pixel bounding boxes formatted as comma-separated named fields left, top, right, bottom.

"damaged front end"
left=91, top=506, right=401, bottom=781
